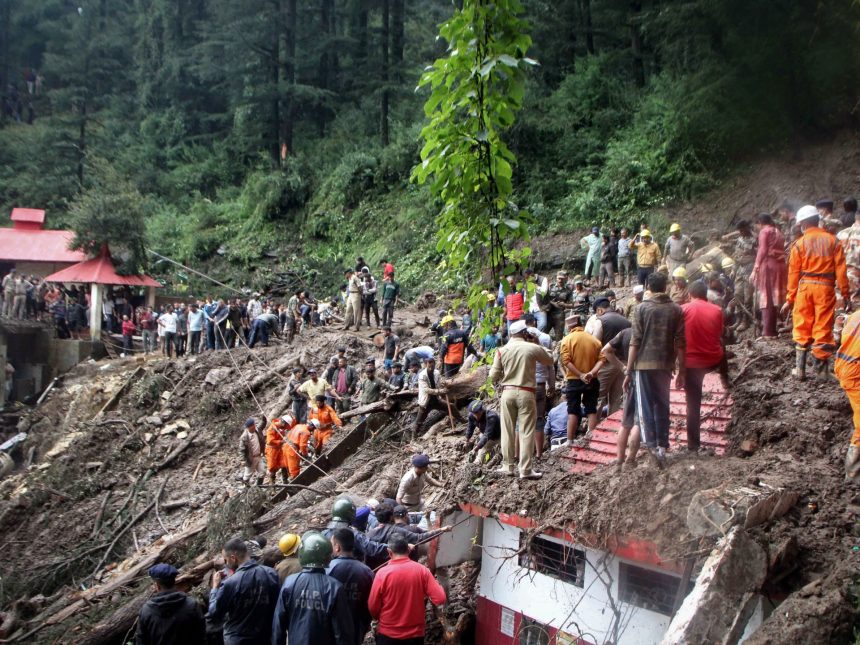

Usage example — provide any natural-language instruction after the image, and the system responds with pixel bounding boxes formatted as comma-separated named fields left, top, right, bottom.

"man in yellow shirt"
left=558, top=313, right=605, bottom=442
left=297, top=368, right=340, bottom=406
left=631, top=229, right=662, bottom=287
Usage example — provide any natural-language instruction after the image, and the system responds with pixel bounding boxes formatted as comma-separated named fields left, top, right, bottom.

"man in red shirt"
left=680, top=282, right=729, bottom=452
left=368, top=533, right=446, bottom=644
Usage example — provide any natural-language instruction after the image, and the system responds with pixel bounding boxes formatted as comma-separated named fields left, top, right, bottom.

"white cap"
left=526, top=327, right=541, bottom=337
left=509, top=320, right=528, bottom=335
left=367, top=498, right=380, bottom=510
left=633, top=285, right=645, bottom=294
left=796, top=205, right=819, bottom=224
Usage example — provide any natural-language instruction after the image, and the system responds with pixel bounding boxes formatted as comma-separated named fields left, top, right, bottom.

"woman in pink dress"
left=751, top=212, right=787, bottom=338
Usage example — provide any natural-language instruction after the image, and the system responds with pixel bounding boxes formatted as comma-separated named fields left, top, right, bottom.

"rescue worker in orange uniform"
left=781, top=205, right=851, bottom=380
left=834, top=309, right=860, bottom=480
left=309, top=394, right=342, bottom=453
left=283, top=419, right=316, bottom=480
left=439, top=315, right=477, bottom=377
left=265, top=415, right=294, bottom=484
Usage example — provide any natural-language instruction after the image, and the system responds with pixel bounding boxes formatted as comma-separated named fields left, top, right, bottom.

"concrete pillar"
left=146, top=286, right=156, bottom=308
left=90, top=282, right=103, bottom=341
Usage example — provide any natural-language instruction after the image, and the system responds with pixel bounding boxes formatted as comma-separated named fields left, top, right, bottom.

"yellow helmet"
left=279, top=533, right=301, bottom=557
left=441, top=314, right=455, bottom=325
left=701, top=262, right=713, bottom=272
left=669, top=223, right=681, bottom=233
left=721, top=257, right=735, bottom=269
left=641, top=229, right=652, bottom=238
left=672, top=266, right=688, bottom=279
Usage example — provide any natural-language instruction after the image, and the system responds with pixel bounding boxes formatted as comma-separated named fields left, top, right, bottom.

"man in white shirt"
left=157, top=306, right=179, bottom=358
left=523, top=269, right=549, bottom=332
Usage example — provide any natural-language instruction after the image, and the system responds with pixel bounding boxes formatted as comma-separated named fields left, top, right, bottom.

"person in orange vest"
left=834, top=309, right=860, bottom=480
left=283, top=419, right=315, bottom=480
left=781, top=205, right=852, bottom=380
left=309, top=394, right=342, bottom=453
left=265, top=415, right=294, bottom=485
left=439, top=316, right=477, bottom=377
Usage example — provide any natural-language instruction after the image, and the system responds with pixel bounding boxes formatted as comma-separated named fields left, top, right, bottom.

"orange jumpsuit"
left=283, top=424, right=311, bottom=479
left=787, top=226, right=850, bottom=359
left=835, top=310, right=860, bottom=447
left=265, top=420, right=288, bottom=474
left=308, top=404, right=342, bottom=451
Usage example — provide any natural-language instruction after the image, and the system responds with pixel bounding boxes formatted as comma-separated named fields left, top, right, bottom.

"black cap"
left=593, top=297, right=611, bottom=309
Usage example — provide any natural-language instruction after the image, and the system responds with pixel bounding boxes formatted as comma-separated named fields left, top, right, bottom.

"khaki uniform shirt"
left=635, top=242, right=662, bottom=268
left=488, top=337, right=553, bottom=389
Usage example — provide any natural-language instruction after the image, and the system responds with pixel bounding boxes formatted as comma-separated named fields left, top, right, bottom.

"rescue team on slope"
left=132, top=200, right=860, bottom=644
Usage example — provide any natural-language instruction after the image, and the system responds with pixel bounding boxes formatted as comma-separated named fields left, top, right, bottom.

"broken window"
left=518, top=616, right=551, bottom=645
left=618, top=561, right=685, bottom=616
left=518, top=534, right=586, bottom=588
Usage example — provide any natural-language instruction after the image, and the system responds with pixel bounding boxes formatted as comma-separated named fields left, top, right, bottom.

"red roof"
left=562, top=373, right=732, bottom=474
left=10, top=208, right=46, bottom=228
left=0, top=228, right=87, bottom=263
left=44, top=248, right=161, bottom=287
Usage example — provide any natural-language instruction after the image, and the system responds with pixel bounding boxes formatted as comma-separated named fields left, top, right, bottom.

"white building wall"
left=479, top=519, right=673, bottom=645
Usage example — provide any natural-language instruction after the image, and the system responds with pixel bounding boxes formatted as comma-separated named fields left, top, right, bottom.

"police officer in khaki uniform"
left=489, top=319, right=554, bottom=479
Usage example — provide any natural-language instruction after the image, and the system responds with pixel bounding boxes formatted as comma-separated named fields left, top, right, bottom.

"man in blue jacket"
left=208, top=538, right=279, bottom=645
left=326, top=528, right=375, bottom=645
left=271, top=532, right=352, bottom=645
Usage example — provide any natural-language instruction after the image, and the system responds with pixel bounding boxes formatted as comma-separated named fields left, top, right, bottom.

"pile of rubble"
left=0, top=303, right=856, bottom=643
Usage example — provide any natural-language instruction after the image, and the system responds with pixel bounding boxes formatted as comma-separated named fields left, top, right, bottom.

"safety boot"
left=845, top=445, right=860, bottom=481
left=280, top=469, right=290, bottom=484
left=255, top=475, right=265, bottom=487
left=792, top=348, right=808, bottom=381
left=267, top=472, right=277, bottom=486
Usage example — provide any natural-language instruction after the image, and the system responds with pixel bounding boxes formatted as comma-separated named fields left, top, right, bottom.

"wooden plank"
left=92, top=366, right=146, bottom=420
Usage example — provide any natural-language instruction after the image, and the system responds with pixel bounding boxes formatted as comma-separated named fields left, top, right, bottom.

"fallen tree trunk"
left=74, top=589, right=148, bottom=645
left=340, top=391, right=415, bottom=420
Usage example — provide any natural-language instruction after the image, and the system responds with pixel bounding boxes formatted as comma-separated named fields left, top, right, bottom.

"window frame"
left=618, top=560, right=687, bottom=616
left=518, top=533, right=586, bottom=588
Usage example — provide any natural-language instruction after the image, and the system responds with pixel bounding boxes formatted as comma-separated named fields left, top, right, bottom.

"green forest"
left=1, top=0, right=858, bottom=296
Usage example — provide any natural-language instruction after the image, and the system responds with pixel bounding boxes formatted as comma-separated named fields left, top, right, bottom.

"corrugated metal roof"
left=0, top=228, right=87, bottom=263
left=562, top=373, right=732, bottom=474
left=44, top=248, right=161, bottom=287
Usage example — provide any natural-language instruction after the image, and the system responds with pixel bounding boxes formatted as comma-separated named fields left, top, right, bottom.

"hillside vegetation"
left=1, top=0, right=858, bottom=293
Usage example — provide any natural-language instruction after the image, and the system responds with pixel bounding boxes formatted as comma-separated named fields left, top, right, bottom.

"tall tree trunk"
left=392, top=0, right=404, bottom=68
left=380, top=0, right=390, bottom=146
left=581, top=0, right=594, bottom=54
left=629, top=0, right=644, bottom=87
left=317, top=0, right=333, bottom=137
left=280, top=0, right=296, bottom=155
left=270, top=23, right=280, bottom=163
left=0, top=0, right=10, bottom=97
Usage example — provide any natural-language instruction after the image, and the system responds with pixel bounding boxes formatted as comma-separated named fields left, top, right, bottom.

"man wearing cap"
left=663, top=223, right=694, bottom=275
left=276, top=533, right=302, bottom=583
left=342, top=268, right=365, bottom=331
left=265, top=415, right=293, bottom=485
left=670, top=267, right=691, bottom=305
left=414, top=356, right=458, bottom=435
left=624, top=272, right=685, bottom=465
left=782, top=205, right=851, bottom=379
left=572, top=277, right=591, bottom=315
left=388, top=362, right=406, bottom=390
left=622, top=285, right=642, bottom=320
left=396, top=454, right=442, bottom=511
left=136, top=563, right=205, bottom=645
left=631, top=229, right=662, bottom=287
left=547, top=272, right=575, bottom=340
left=298, top=368, right=339, bottom=409
left=465, top=400, right=502, bottom=465
left=239, top=418, right=266, bottom=487
left=816, top=199, right=842, bottom=233
left=489, top=319, right=554, bottom=479
left=559, top=313, right=605, bottom=442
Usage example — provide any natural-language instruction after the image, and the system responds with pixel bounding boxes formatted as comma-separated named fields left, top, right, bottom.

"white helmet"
left=796, top=205, right=819, bottom=225
left=308, top=418, right=320, bottom=429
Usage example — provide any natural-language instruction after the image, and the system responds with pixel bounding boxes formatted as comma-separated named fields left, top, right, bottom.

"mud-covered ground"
left=0, top=298, right=857, bottom=642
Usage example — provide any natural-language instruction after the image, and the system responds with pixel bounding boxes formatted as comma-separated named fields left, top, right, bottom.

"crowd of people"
left=136, top=467, right=453, bottom=645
